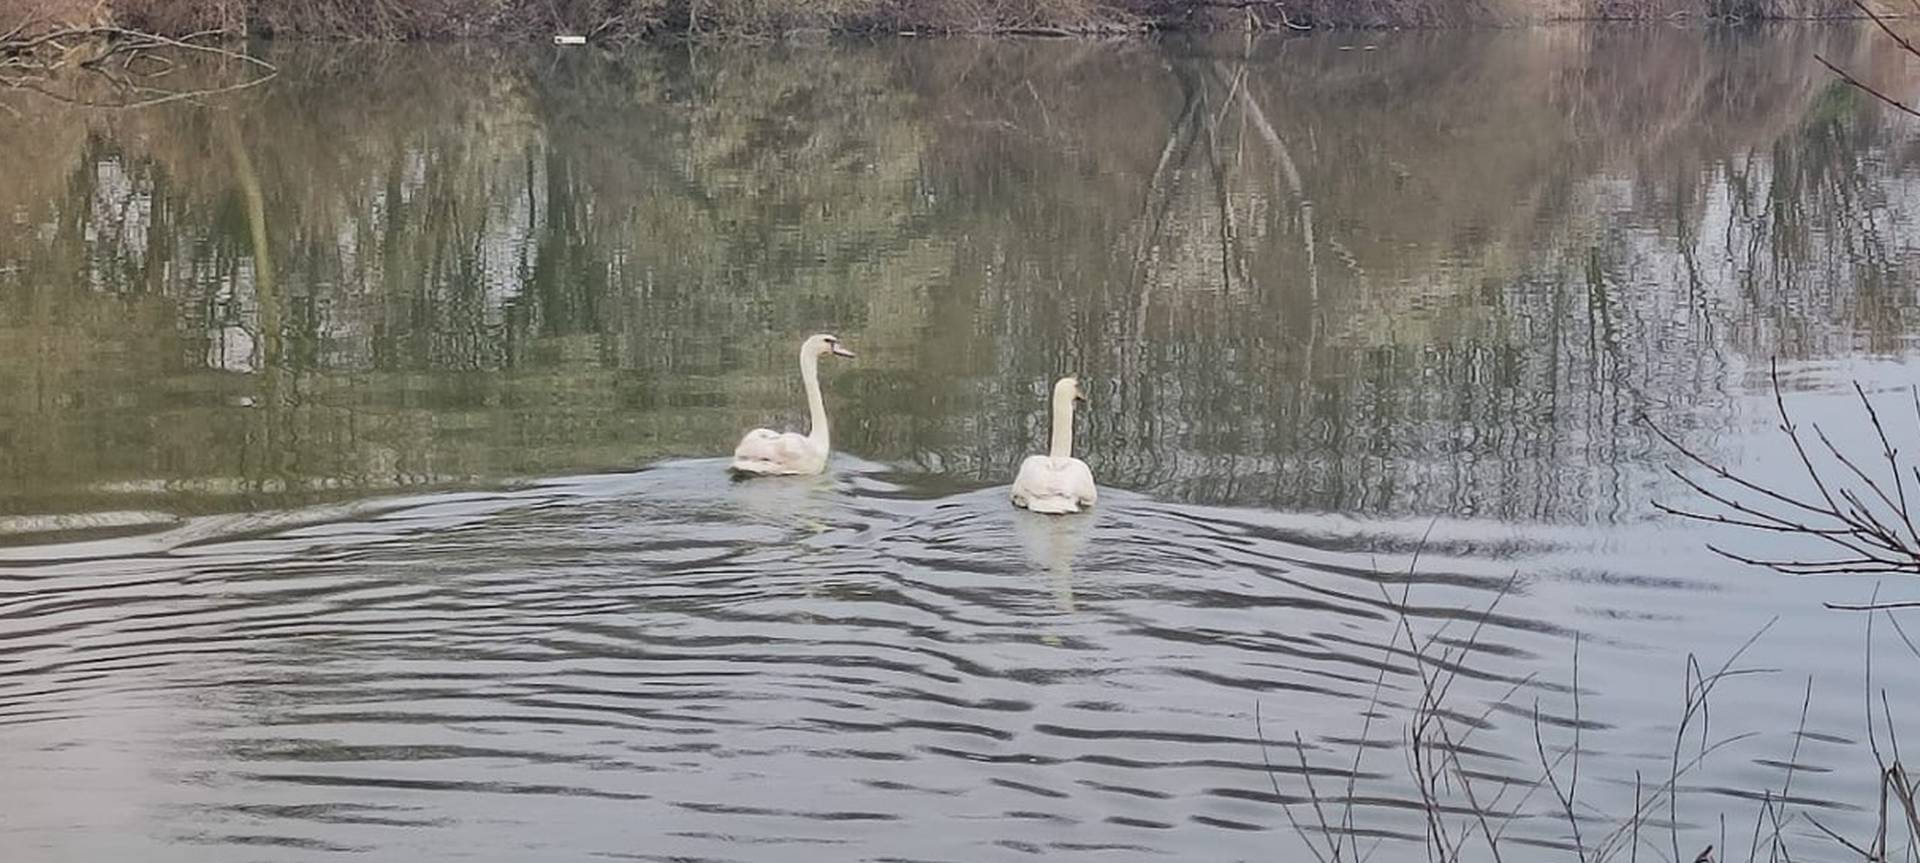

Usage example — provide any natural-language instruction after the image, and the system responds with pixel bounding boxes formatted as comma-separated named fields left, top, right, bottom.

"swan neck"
left=802, top=347, right=829, bottom=449
left=1049, top=388, right=1074, bottom=460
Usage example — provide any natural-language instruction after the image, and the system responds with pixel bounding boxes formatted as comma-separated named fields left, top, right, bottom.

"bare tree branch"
left=1648, top=362, right=1920, bottom=577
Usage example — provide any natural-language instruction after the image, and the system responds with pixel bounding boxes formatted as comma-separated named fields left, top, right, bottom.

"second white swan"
left=1011, top=376, right=1098, bottom=514
left=730, top=334, right=855, bottom=476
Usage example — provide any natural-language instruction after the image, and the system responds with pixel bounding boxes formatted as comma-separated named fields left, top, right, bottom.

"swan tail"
left=1018, top=494, right=1082, bottom=515
left=730, top=457, right=796, bottom=476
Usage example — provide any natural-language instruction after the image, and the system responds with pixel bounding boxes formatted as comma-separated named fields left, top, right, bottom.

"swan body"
left=730, top=334, right=854, bottom=477
left=731, top=428, right=828, bottom=476
left=1011, top=377, right=1098, bottom=514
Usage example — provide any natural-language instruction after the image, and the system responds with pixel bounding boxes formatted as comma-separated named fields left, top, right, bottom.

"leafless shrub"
left=1, top=12, right=276, bottom=111
left=1268, top=545, right=1920, bottom=862
left=1258, top=562, right=1816, bottom=862
left=1249, top=0, right=1492, bottom=28
left=1645, top=361, right=1920, bottom=577
left=245, top=0, right=669, bottom=41
left=1801, top=594, right=1920, bottom=861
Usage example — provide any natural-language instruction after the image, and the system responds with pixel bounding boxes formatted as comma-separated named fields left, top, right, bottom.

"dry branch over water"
left=1647, top=363, right=1920, bottom=578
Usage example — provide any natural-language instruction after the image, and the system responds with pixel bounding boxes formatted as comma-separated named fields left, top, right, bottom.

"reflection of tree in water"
left=1, top=32, right=1917, bottom=522
left=900, top=28, right=1920, bottom=521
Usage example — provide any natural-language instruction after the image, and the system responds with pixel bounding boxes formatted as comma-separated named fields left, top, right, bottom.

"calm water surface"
left=4, top=26, right=1920, bottom=861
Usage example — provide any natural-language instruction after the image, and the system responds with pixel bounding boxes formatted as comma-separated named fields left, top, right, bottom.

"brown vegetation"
left=0, top=4, right=276, bottom=111
left=0, top=0, right=1873, bottom=39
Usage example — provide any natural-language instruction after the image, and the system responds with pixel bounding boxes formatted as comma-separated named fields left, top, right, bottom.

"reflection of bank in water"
left=206, top=320, right=258, bottom=374
left=1, top=29, right=1910, bottom=526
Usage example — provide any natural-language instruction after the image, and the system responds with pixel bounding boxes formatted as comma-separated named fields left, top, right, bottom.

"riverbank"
left=0, top=0, right=1885, bottom=39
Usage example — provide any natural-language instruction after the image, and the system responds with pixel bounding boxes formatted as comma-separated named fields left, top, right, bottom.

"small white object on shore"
left=554, top=34, right=587, bottom=45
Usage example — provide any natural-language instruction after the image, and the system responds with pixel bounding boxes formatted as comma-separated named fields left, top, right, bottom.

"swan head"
left=804, top=334, right=856, bottom=359
left=1055, top=376, right=1087, bottom=403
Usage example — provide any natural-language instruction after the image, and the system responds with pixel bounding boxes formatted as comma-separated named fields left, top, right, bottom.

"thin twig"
left=1828, top=599, right=1920, bottom=611
left=1536, top=699, right=1590, bottom=861
left=1815, top=54, right=1920, bottom=120
left=1805, top=814, right=1875, bottom=859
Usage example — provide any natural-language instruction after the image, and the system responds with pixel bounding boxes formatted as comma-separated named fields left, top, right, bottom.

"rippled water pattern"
left=4, top=25, right=1920, bottom=863
left=1, top=458, right=1907, bottom=861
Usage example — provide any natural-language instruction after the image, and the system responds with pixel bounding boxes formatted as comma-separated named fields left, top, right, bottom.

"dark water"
left=4, top=25, right=1920, bottom=861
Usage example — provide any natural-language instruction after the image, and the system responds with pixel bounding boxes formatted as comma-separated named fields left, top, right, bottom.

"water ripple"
left=0, top=460, right=1890, bottom=860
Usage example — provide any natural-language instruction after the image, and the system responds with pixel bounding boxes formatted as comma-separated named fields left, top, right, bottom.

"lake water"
left=4, top=25, right=1920, bottom=862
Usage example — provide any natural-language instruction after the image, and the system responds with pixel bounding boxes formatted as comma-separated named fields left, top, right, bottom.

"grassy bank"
left=0, top=0, right=1871, bottom=39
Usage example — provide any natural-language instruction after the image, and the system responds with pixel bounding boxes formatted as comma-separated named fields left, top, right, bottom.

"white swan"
left=730, top=334, right=855, bottom=477
left=1011, top=376, right=1098, bottom=514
